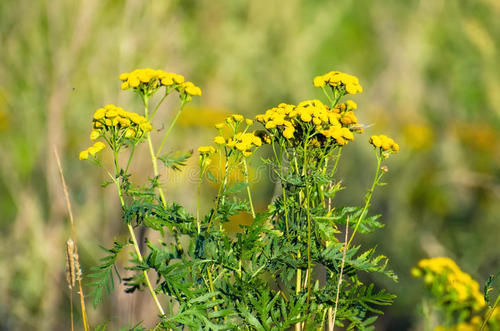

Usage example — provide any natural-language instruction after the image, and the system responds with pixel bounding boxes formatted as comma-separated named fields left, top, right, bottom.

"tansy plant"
left=79, top=68, right=399, bottom=330
left=412, top=258, right=500, bottom=331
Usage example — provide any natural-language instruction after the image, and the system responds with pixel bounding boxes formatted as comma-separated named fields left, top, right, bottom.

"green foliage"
left=80, top=66, right=399, bottom=330
left=158, top=150, right=192, bottom=171
left=87, top=241, right=127, bottom=308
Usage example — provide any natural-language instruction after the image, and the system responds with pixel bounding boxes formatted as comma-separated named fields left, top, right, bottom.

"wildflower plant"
left=79, top=68, right=399, bottom=330
left=412, top=258, right=500, bottom=330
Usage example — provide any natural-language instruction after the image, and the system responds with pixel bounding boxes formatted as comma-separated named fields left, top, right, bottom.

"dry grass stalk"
left=55, top=148, right=89, bottom=331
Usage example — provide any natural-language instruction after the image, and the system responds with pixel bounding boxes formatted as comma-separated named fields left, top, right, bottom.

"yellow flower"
left=124, top=128, right=136, bottom=138
left=345, top=100, right=357, bottom=110
left=283, top=128, right=294, bottom=139
left=182, top=81, right=202, bottom=96
left=129, top=77, right=140, bottom=87
left=313, top=76, right=326, bottom=87
left=93, top=108, right=106, bottom=120
left=369, top=135, right=399, bottom=153
left=314, top=71, right=363, bottom=95
left=79, top=150, right=89, bottom=160
left=198, top=146, right=216, bottom=154
left=214, top=136, right=225, bottom=145
left=300, top=113, right=312, bottom=122
left=215, top=122, right=225, bottom=129
left=252, top=135, right=262, bottom=146
left=232, top=114, right=244, bottom=122
left=369, top=136, right=382, bottom=148
left=172, top=74, right=185, bottom=84
left=245, top=118, right=253, bottom=126
left=265, top=121, right=277, bottom=129
left=118, top=117, right=131, bottom=127
left=90, top=130, right=100, bottom=140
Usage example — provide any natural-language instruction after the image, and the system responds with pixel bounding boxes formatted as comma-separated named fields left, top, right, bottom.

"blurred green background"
left=1, top=0, right=499, bottom=329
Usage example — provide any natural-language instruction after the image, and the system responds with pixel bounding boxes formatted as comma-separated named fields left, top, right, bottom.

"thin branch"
left=54, top=148, right=90, bottom=331
left=332, top=216, right=349, bottom=331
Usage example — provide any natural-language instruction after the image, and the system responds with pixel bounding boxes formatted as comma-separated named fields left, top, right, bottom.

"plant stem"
left=147, top=133, right=167, bottom=207
left=127, top=223, right=165, bottom=316
left=321, top=86, right=335, bottom=107
left=295, top=249, right=302, bottom=331
left=111, top=148, right=165, bottom=316
left=54, top=149, right=90, bottom=331
left=306, top=186, right=312, bottom=306
left=196, top=179, right=202, bottom=234
left=272, top=140, right=289, bottom=235
left=156, top=99, right=187, bottom=158
left=243, top=159, right=255, bottom=218
left=480, top=294, right=500, bottom=330
left=347, top=153, right=382, bottom=248
left=207, top=158, right=229, bottom=231
left=331, top=216, right=349, bottom=331
left=150, top=88, right=171, bottom=120
left=124, top=144, right=137, bottom=174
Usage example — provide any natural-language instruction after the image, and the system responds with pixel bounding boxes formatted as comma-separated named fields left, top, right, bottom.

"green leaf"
left=87, top=241, right=126, bottom=308
left=226, top=182, right=249, bottom=194
left=158, top=150, right=192, bottom=171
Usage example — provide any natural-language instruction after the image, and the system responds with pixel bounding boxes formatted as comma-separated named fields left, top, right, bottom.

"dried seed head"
left=66, top=239, right=76, bottom=289
left=65, top=239, right=82, bottom=289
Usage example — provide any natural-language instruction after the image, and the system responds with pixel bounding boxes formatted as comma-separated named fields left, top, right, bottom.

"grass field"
left=1, top=0, right=499, bottom=330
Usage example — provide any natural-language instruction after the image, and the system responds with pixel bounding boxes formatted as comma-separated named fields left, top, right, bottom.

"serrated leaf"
left=158, top=150, right=192, bottom=171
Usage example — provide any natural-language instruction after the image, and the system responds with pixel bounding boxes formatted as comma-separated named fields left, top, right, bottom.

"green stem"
left=207, top=158, right=229, bottom=231
left=141, top=96, right=168, bottom=207
left=332, top=216, right=350, bottom=331
left=480, top=294, right=500, bottom=330
left=305, top=186, right=312, bottom=306
left=330, top=147, right=342, bottom=178
left=321, top=86, right=335, bottom=108
left=196, top=176, right=202, bottom=234
left=272, top=140, right=289, bottom=235
left=124, top=144, right=137, bottom=174
left=150, top=88, right=171, bottom=120
left=147, top=133, right=167, bottom=207
left=243, top=159, right=255, bottom=218
left=156, top=99, right=187, bottom=158
left=347, top=153, right=382, bottom=248
left=127, top=223, right=166, bottom=316
left=111, top=149, right=165, bottom=316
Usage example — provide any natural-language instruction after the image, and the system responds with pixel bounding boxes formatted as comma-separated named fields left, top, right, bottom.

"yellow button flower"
left=198, top=146, right=216, bottom=154
left=79, top=150, right=89, bottom=160
left=214, top=136, right=225, bottom=145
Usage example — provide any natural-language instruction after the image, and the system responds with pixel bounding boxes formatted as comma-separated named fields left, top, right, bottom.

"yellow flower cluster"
left=255, top=99, right=361, bottom=147
left=91, top=104, right=152, bottom=140
left=313, top=71, right=363, bottom=95
left=413, top=257, right=485, bottom=311
left=79, top=142, right=105, bottom=160
left=198, top=145, right=216, bottom=155
left=119, top=68, right=201, bottom=97
left=215, top=117, right=263, bottom=157
left=369, top=135, right=400, bottom=153
left=434, top=316, right=483, bottom=331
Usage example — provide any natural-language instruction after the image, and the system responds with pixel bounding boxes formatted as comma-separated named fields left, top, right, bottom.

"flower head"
left=79, top=141, right=106, bottom=161
left=120, top=68, right=201, bottom=100
left=198, top=145, right=216, bottom=155
left=255, top=99, right=362, bottom=148
left=369, top=135, right=399, bottom=153
left=313, top=71, right=363, bottom=95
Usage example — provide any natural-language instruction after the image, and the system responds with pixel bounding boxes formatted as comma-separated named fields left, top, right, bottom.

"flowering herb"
left=80, top=68, right=400, bottom=330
